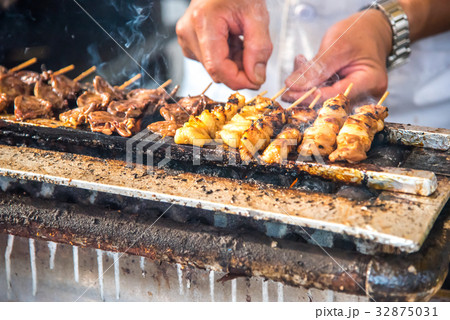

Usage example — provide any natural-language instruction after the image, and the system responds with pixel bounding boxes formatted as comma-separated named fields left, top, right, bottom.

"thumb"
left=242, top=12, right=273, bottom=86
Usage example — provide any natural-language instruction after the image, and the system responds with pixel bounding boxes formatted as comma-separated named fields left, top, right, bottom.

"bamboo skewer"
left=201, top=82, right=213, bottom=95
left=247, top=90, right=268, bottom=104
left=377, top=91, right=389, bottom=105
left=344, top=83, right=353, bottom=97
left=119, top=74, right=142, bottom=90
left=9, top=57, right=38, bottom=73
left=287, top=87, right=317, bottom=110
left=271, top=86, right=286, bottom=100
left=73, top=66, right=97, bottom=82
left=308, top=93, right=322, bottom=109
left=159, top=79, right=172, bottom=89
left=53, top=64, right=75, bottom=76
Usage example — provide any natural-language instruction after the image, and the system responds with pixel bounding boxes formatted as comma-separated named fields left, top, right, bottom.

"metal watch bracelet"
left=361, top=0, right=411, bottom=69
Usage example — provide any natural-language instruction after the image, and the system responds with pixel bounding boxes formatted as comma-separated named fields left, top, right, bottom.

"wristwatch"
left=362, top=0, right=411, bottom=69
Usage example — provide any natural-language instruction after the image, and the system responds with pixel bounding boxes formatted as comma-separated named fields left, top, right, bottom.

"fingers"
left=283, top=65, right=388, bottom=104
left=191, top=10, right=259, bottom=90
left=176, top=16, right=202, bottom=61
left=285, top=52, right=344, bottom=92
left=242, top=10, right=273, bottom=86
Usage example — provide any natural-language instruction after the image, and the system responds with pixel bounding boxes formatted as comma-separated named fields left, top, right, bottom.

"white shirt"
left=179, top=0, right=450, bottom=129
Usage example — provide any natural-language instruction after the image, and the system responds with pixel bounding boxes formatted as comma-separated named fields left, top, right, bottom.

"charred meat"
left=34, top=79, right=66, bottom=110
left=217, top=95, right=274, bottom=148
left=87, top=111, right=138, bottom=137
left=93, top=75, right=125, bottom=100
left=0, top=74, right=29, bottom=112
left=298, top=93, right=349, bottom=157
left=14, top=95, right=53, bottom=121
left=261, top=125, right=302, bottom=164
left=50, top=74, right=81, bottom=100
left=127, top=85, right=179, bottom=116
left=239, top=103, right=286, bottom=161
left=160, top=94, right=218, bottom=125
left=15, top=70, right=40, bottom=88
left=59, top=105, right=96, bottom=127
left=286, top=105, right=318, bottom=126
left=174, top=93, right=245, bottom=147
left=107, top=100, right=146, bottom=119
left=329, top=104, right=388, bottom=163
left=147, top=120, right=181, bottom=137
left=77, top=91, right=110, bottom=110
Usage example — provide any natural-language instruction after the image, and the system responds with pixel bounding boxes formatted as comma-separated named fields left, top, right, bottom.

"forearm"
left=399, top=0, right=450, bottom=41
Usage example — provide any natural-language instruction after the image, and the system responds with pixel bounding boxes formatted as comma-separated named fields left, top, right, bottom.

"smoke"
left=87, top=0, right=169, bottom=88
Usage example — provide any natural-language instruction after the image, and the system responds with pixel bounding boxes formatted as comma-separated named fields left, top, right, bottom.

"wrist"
left=366, top=9, right=393, bottom=59
left=362, top=1, right=411, bottom=69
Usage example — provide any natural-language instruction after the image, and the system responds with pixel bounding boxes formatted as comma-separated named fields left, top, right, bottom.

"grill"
left=0, top=115, right=449, bottom=301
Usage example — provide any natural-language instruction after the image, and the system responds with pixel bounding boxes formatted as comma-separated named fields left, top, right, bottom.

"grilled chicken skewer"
left=148, top=82, right=215, bottom=137
left=329, top=92, right=389, bottom=163
left=217, top=92, right=275, bottom=148
left=174, top=92, right=246, bottom=146
left=297, top=83, right=353, bottom=158
left=239, top=102, right=286, bottom=161
left=73, top=66, right=97, bottom=82
left=261, top=92, right=320, bottom=164
left=9, top=58, right=38, bottom=73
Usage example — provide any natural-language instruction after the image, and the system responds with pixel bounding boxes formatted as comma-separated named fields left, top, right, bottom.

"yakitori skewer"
left=247, top=90, right=268, bottom=104
left=377, top=91, right=389, bottom=106
left=297, top=82, right=353, bottom=157
left=53, top=64, right=75, bottom=76
left=159, top=79, right=172, bottom=89
left=308, top=93, right=322, bottom=109
left=271, top=86, right=286, bottom=100
left=201, top=82, right=213, bottom=95
left=328, top=90, right=389, bottom=163
left=73, top=66, right=97, bottom=82
left=287, top=87, right=317, bottom=110
left=9, top=57, right=38, bottom=73
left=260, top=88, right=318, bottom=164
left=344, top=83, right=353, bottom=97
left=119, top=74, right=142, bottom=90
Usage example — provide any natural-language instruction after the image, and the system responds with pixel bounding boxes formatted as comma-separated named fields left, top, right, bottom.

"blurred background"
left=0, top=0, right=188, bottom=89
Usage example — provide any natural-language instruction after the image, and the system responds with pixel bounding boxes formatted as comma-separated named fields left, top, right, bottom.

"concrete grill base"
left=0, top=191, right=448, bottom=301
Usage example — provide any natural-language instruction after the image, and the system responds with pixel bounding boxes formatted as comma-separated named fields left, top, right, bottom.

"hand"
left=176, top=0, right=272, bottom=90
left=282, top=10, right=393, bottom=103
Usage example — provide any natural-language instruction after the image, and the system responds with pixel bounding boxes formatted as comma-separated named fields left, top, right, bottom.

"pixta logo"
left=126, top=128, right=172, bottom=173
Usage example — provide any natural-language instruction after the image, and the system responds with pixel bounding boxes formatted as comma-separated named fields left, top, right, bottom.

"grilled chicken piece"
left=160, top=94, right=218, bottom=125
left=60, top=90, right=109, bottom=127
left=50, top=74, right=81, bottom=100
left=216, top=96, right=275, bottom=148
left=14, top=95, right=53, bottom=121
left=128, top=85, right=178, bottom=103
left=217, top=114, right=253, bottom=148
left=34, top=79, right=66, bottom=110
left=0, top=74, right=29, bottom=112
left=174, top=93, right=245, bottom=147
left=16, top=70, right=40, bottom=89
left=298, top=93, right=349, bottom=157
left=147, top=120, right=181, bottom=137
left=329, top=104, right=388, bottom=163
left=286, top=105, right=318, bottom=126
left=87, top=111, right=137, bottom=137
left=0, top=66, right=7, bottom=74
left=93, top=76, right=125, bottom=100
left=77, top=91, right=110, bottom=110
left=239, top=104, right=286, bottom=161
left=107, top=100, right=147, bottom=118
left=59, top=105, right=95, bottom=127
left=261, top=126, right=302, bottom=164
